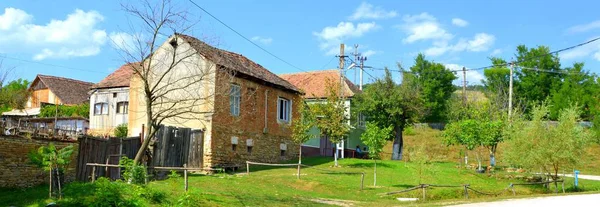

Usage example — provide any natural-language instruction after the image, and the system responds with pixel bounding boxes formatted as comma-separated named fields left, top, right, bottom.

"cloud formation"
left=314, top=22, right=378, bottom=55
left=0, top=8, right=107, bottom=60
left=451, top=18, right=469, bottom=27
left=445, top=63, right=485, bottom=85
left=561, top=37, right=600, bottom=61
left=566, top=20, right=600, bottom=34
left=424, top=33, right=495, bottom=56
left=349, top=2, right=397, bottom=20
left=398, top=13, right=453, bottom=43
left=251, top=36, right=273, bottom=45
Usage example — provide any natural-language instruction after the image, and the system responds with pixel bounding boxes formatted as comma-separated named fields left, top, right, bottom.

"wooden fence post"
left=246, top=162, right=250, bottom=175
left=511, top=184, right=516, bottom=196
left=91, top=166, right=96, bottom=183
left=562, top=181, right=565, bottom=194
left=360, top=173, right=364, bottom=190
left=422, top=185, right=426, bottom=200
left=464, top=185, right=469, bottom=199
left=184, top=164, right=188, bottom=192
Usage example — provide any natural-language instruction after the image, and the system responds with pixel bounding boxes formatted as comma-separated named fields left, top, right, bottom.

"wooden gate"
left=76, top=136, right=141, bottom=181
left=152, top=126, right=204, bottom=179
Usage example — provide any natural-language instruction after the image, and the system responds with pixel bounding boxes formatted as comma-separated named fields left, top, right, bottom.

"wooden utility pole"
left=337, top=43, right=347, bottom=162
left=508, top=61, right=514, bottom=119
left=462, top=67, right=467, bottom=105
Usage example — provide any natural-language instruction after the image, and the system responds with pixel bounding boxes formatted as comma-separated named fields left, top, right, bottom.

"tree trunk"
left=373, top=158, right=377, bottom=187
left=55, top=168, right=62, bottom=199
left=48, top=168, right=52, bottom=199
left=489, top=146, right=496, bottom=167
left=392, top=126, right=403, bottom=160
left=297, top=145, right=302, bottom=179
left=334, top=144, right=339, bottom=167
left=134, top=94, right=154, bottom=164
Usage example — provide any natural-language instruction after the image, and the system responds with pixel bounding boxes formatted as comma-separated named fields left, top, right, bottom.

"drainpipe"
left=264, top=89, right=269, bottom=134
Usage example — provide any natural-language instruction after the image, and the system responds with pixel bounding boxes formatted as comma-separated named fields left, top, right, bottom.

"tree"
left=28, top=144, right=74, bottom=199
left=443, top=119, right=481, bottom=169
left=0, top=78, right=30, bottom=113
left=118, top=0, right=227, bottom=164
left=482, top=57, right=510, bottom=112
left=549, top=62, right=600, bottom=120
left=312, top=80, right=351, bottom=167
left=360, top=122, right=392, bottom=186
left=354, top=67, right=423, bottom=160
left=291, top=101, right=316, bottom=178
left=408, top=54, right=457, bottom=122
left=504, top=104, right=591, bottom=182
left=514, top=45, right=563, bottom=110
left=114, top=124, right=128, bottom=138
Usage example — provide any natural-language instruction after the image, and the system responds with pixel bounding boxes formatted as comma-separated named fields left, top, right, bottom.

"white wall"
left=89, top=87, right=130, bottom=131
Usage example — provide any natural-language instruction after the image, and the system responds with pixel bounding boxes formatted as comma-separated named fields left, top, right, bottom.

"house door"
left=320, top=135, right=333, bottom=157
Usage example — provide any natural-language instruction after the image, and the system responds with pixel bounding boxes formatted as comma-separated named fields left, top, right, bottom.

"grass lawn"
left=3, top=157, right=600, bottom=207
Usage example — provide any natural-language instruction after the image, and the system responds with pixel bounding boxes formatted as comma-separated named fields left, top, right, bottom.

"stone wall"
left=0, top=136, right=78, bottom=188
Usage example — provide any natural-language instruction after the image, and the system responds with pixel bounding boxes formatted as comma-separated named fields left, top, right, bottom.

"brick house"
left=128, top=33, right=302, bottom=168
left=280, top=70, right=366, bottom=158
left=88, top=63, right=136, bottom=136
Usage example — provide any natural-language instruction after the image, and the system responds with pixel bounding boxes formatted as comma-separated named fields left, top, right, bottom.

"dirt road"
left=450, top=193, right=600, bottom=207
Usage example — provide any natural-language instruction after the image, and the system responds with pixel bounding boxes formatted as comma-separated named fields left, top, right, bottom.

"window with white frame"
left=230, top=84, right=241, bottom=116
left=94, top=103, right=109, bottom=115
left=277, top=97, right=291, bottom=123
left=358, top=113, right=366, bottom=128
left=116, top=102, right=129, bottom=114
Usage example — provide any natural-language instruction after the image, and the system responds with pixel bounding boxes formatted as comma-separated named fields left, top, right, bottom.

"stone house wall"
left=0, top=136, right=78, bottom=188
left=208, top=70, right=301, bottom=167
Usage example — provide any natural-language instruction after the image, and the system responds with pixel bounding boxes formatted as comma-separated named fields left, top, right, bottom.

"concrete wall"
left=88, top=87, right=130, bottom=136
left=0, top=136, right=78, bottom=188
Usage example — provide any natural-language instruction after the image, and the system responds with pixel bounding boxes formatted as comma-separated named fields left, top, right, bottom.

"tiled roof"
left=34, top=75, right=94, bottom=105
left=92, top=63, right=138, bottom=89
left=176, top=33, right=301, bottom=93
left=279, top=70, right=361, bottom=99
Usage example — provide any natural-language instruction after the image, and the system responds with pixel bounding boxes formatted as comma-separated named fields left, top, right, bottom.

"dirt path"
left=561, top=174, right=600, bottom=181
left=449, top=193, right=600, bottom=207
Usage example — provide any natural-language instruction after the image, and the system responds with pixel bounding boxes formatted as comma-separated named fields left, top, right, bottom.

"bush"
left=114, top=124, right=128, bottom=138
left=58, top=178, right=166, bottom=206
left=120, top=157, right=147, bottom=185
left=404, top=126, right=416, bottom=136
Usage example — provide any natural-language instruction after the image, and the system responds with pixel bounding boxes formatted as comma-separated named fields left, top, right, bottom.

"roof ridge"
left=37, top=74, right=94, bottom=85
left=279, top=69, right=340, bottom=76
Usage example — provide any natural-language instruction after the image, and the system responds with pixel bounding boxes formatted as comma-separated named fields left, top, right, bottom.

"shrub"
left=404, top=126, right=416, bottom=136
left=120, top=157, right=147, bottom=185
left=58, top=178, right=166, bottom=206
left=114, top=124, right=128, bottom=138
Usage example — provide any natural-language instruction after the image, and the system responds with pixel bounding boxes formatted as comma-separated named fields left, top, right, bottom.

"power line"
left=0, top=54, right=109, bottom=74
left=187, top=0, right=307, bottom=73
left=517, top=65, right=582, bottom=75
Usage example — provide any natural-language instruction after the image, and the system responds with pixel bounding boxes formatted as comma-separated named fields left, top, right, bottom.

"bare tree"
left=117, top=0, right=231, bottom=164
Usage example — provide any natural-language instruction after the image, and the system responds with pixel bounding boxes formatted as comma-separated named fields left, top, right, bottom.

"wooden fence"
left=152, top=126, right=204, bottom=179
left=75, top=136, right=141, bottom=181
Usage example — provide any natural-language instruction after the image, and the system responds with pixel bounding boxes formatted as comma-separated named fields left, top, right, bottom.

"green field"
left=3, top=155, right=600, bottom=207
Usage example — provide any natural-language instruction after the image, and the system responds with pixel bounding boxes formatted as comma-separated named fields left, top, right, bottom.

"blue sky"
left=1, top=0, right=600, bottom=86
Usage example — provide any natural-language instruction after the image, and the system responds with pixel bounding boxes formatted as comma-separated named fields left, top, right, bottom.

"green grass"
left=4, top=157, right=600, bottom=207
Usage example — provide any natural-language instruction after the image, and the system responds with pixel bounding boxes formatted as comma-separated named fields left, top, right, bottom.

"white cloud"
left=445, top=63, right=485, bottom=85
left=0, top=8, right=107, bottom=60
left=424, top=33, right=496, bottom=56
left=251, top=36, right=273, bottom=45
left=567, top=20, right=600, bottom=34
left=362, top=50, right=378, bottom=57
left=451, top=18, right=469, bottom=27
left=109, top=32, right=141, bottom=54
left=314, top=22, right=378, bottom=55
left=398, top=13, right=453, bottom=43
left=561, top=37, right=600, bottom=61
left=349, top=2, right=397, bottom=20
left=491, top=49, right=502, bottom=56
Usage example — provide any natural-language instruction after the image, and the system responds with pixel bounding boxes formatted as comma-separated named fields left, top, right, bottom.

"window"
left=277, top=97, right=291, bottom=123
left=230, top=84, right=241, bottom=116
left=94, top=103, right=109, bottom=115
left=358, top=113, right=366, bottom=128
left=116, top=102, right=129, bottom=114
left=232, top=144, right=237, bottom=151
left=113, top=93, right=117, bottom=98
left=247, top=146, right=253, bottom=154
left=280, top=150, right=286, bottom=156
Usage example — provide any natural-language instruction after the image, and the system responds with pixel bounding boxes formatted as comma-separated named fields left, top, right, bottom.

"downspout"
left=263, top=89, right=269, bottom=134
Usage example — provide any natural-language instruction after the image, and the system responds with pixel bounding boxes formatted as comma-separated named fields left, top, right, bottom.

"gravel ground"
left=449, top=193, right=600, bottom=207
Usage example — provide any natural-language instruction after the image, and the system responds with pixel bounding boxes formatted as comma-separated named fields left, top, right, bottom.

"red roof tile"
left=92, top=63, right=138, bottom=89
left=279, top=70, right=360, bottom=99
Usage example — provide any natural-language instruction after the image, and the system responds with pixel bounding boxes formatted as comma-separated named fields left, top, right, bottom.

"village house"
left=128, top=33, right=303, bottom=168
left=280, top=70, right=366, bottom=158
left=88, top=63, right=136, bottom=136
left=2, top=74, right=93, bottom=135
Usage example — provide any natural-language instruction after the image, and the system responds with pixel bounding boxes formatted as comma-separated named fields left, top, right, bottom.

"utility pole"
left=462, top=67, right=467, bottom=105
left=336, top=43, right=347, bottom=163
left=353, top=44, right=359, bottom=84
left=508, top=61, right=514, bottom=120
left=358, top=56, right=367, bottom=91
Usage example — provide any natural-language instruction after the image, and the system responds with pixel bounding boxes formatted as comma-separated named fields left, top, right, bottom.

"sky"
left=1, top=0, right=600, bottom=86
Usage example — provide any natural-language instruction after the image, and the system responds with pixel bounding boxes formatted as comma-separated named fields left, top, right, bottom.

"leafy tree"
left=0, top=78, right=30, bottom=112
left=514, top=45, right=563, bottom=110
left=354, top=68, right=423, bottom=160
left=443, top=117, right=505, bottom=168
left=360, top=122, right=392, bottom=186
left=312, top=80, right=350, bottom=167
left=291, top=102, right=316, bottom=178
left=114, top=124, right=128, bottom=138
left=504, top=104, right=591, bottom=181
left=28, top=144, right=74, bottom=199
left=482, top=57, right=511, bottom=112
left=549, top=62, right=600, bottom=120
left=408, top=54, right=457, bottom=122
left=39, top=104, right=90, bottom=119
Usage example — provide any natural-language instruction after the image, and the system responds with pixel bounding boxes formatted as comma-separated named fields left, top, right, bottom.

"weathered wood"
left=184, top=164, right=188, bottom=192
left=91, top=166, right=96, bottom=183
left=360, top=173, right=364, bottom=191
left=247, top=162, right=250, bottom=175
left=464, top=185, right=469, bottom=199
left=246, top=161, right=299, bottom=166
